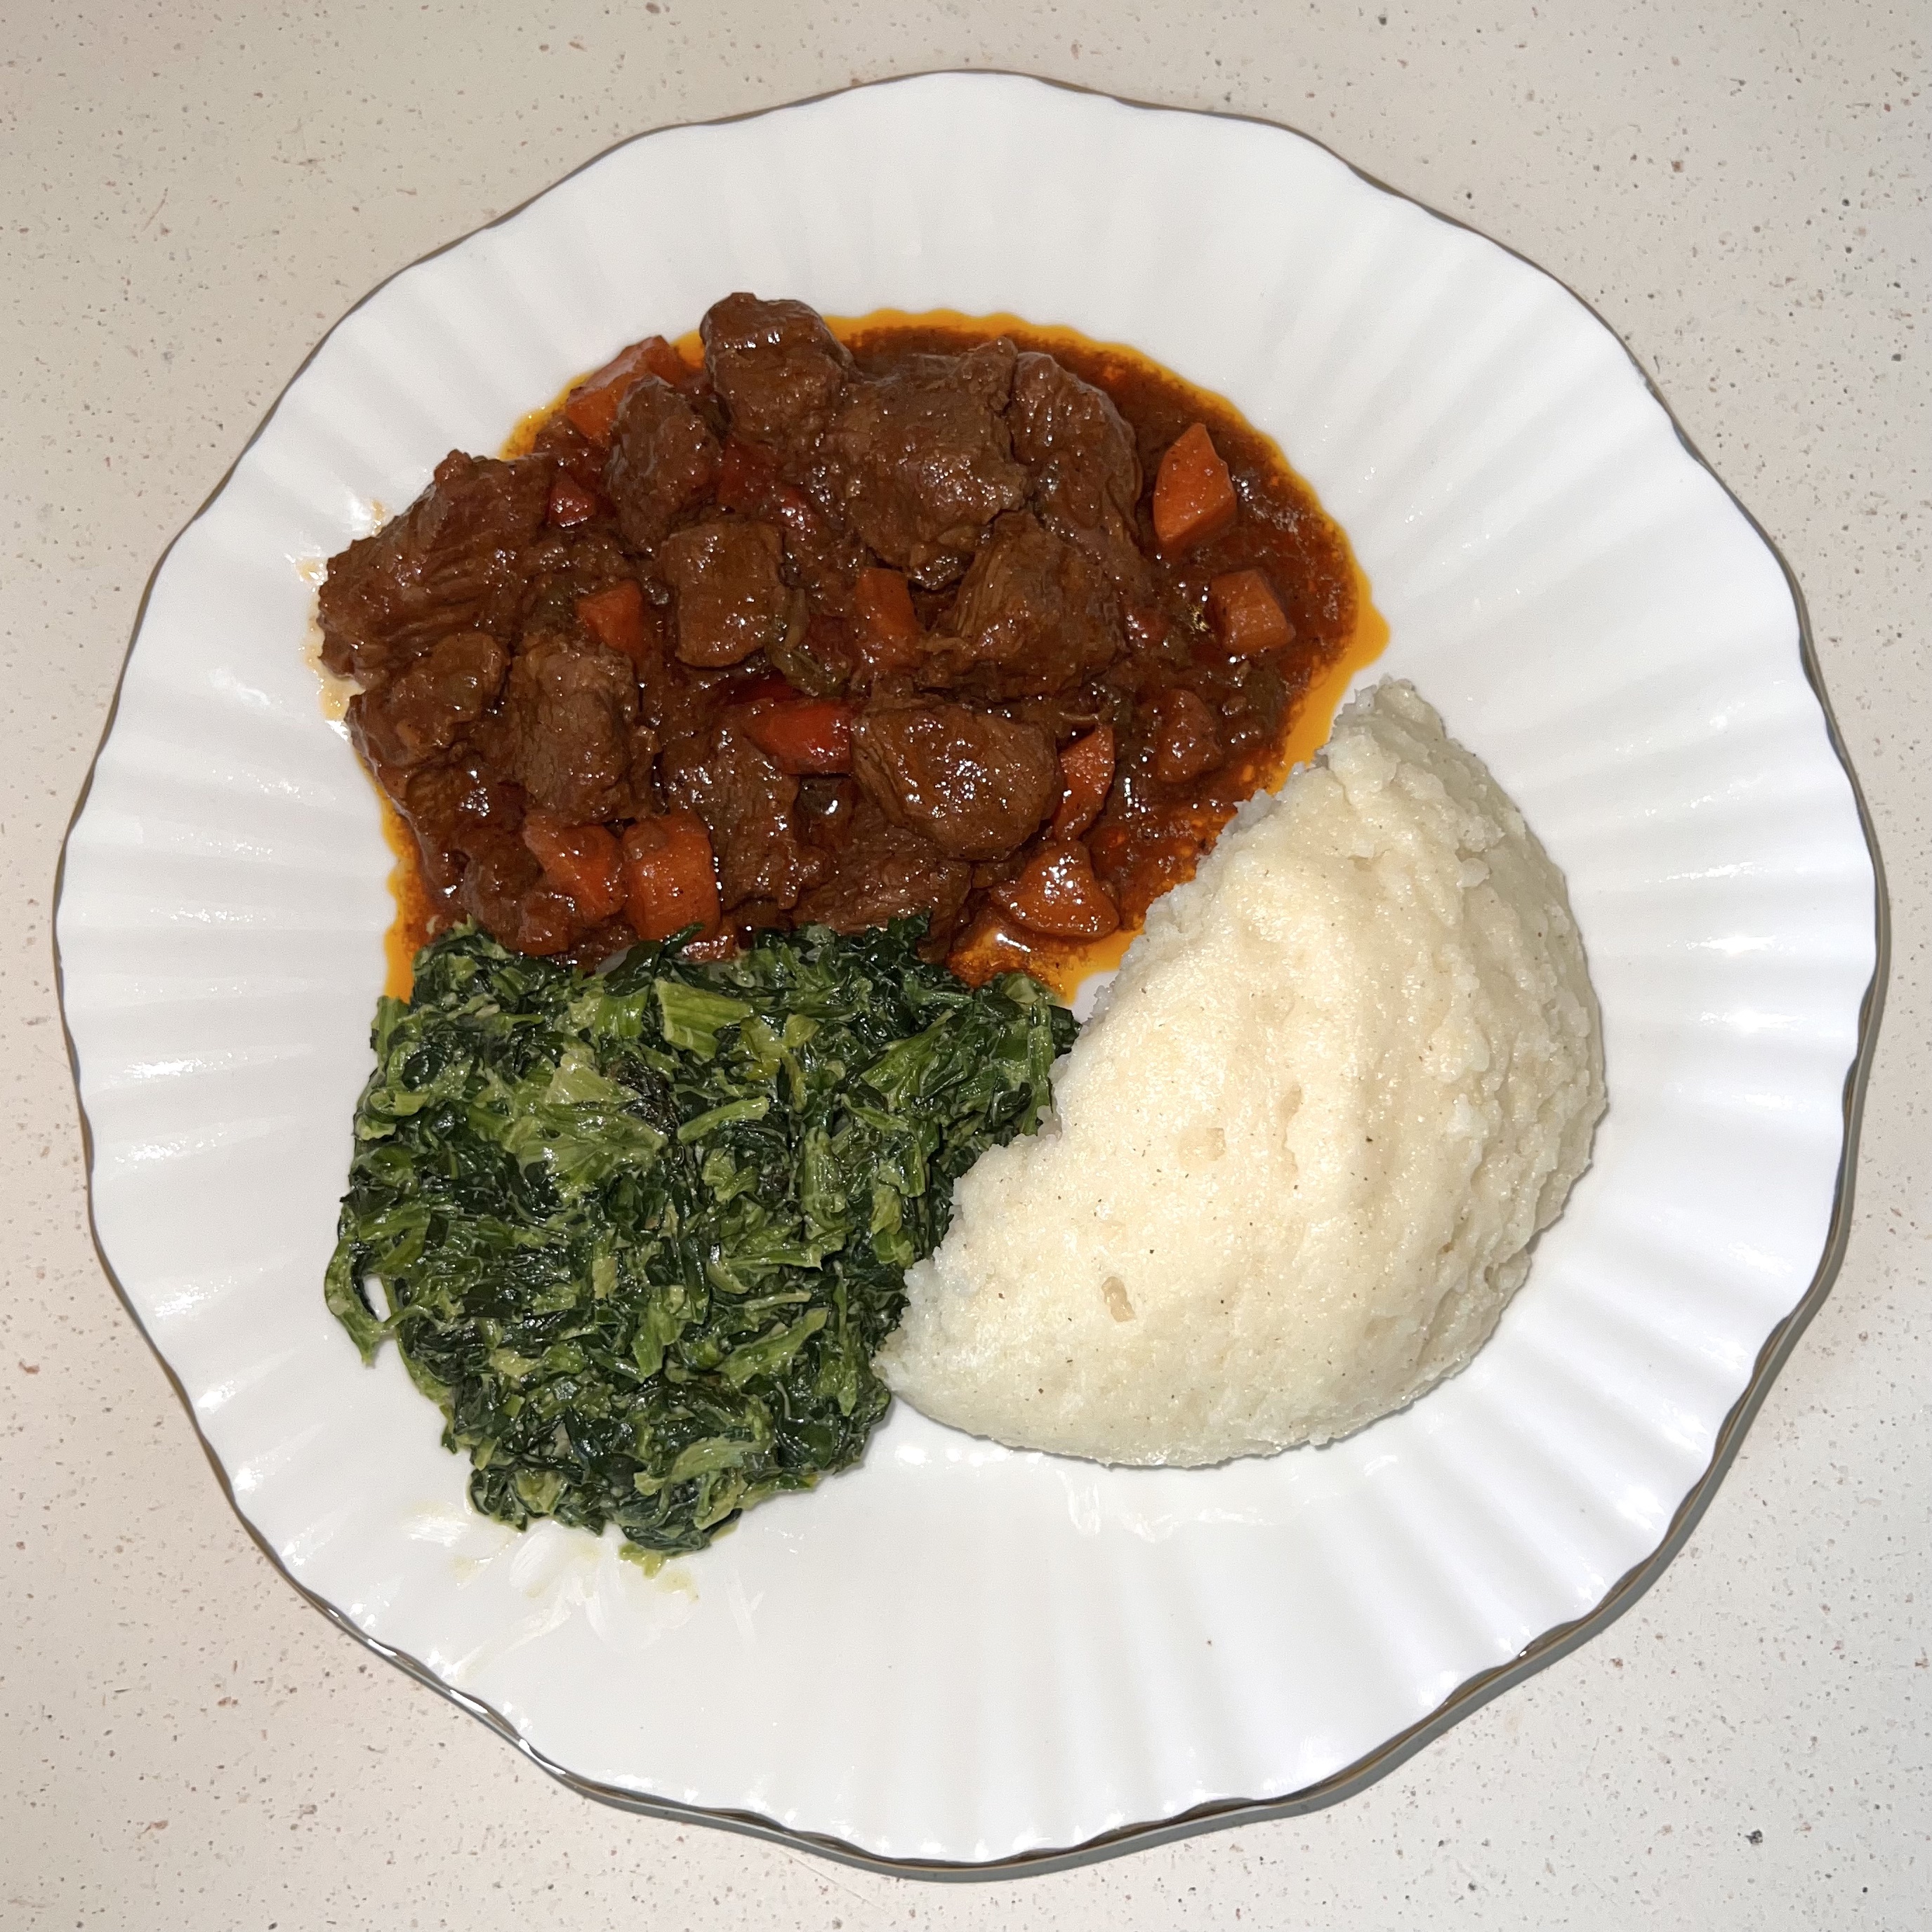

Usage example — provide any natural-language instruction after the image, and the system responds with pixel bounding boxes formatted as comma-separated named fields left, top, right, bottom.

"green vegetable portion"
left=325, top=920, right=1076, bottom=1555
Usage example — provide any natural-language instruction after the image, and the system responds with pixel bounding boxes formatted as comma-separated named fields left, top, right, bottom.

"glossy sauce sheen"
left=371, top=310, right=1385, bottom=999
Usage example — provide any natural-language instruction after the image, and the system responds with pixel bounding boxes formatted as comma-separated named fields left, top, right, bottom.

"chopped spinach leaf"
left=325, top=920, right=1076, bottom=1554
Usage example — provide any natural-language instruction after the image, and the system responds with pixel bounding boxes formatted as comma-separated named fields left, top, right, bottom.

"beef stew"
left=318, top=297, right=1379, bottom=994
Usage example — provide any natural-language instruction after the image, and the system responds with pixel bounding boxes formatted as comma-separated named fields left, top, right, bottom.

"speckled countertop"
left=4, top=3, right=1925, bottom=1925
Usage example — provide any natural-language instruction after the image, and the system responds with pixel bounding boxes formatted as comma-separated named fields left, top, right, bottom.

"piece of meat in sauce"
left=850, top=698, right=1058, bottom=861
left=1007, top=350, right=1149, bottom=596
left=453, top=828, right=541, bottom=946
left=919, top=510, right=1122, bottom=700
left=706, top=437, right=875, bottom=678
left=318, top=452, right=551, bottom=686
left=393, top=748, right=524, bottom=906
left=501, top=632, right=644, bottom=823
left=403, top=765, right=604, bottom=958
left=701, top=293, right=854, bottom=461
left=527, top=411, right=608, bottom=508
left=796, top=802, right=973, bottom=947
left=604, top=377, right=721, bottom=552
left=351, top=629, right=509, bottom=772
left=517, top=527, right=638, bottom=640
left=658, top=519, right=804, bottom=668
left=824, top=341, right=1030, bottom=588
left=460, top=833, right=602, bottom=959
left=660, top=723, right=828, bottom=911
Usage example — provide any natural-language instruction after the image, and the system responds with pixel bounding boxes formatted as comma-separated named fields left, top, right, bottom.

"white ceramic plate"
left=56, top=74, right=1881, bottom=1874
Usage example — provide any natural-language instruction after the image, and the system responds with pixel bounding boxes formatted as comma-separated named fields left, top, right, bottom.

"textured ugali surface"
left=877, top=680, right=1606, bottom=1466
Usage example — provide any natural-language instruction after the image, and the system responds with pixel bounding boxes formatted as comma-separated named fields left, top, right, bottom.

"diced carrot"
left=995, top=844, right=1120, bottom=941
left=576, top=579, right=653, bottom=664
left=945, top=907, right=1044, bottom=988
left=547, top=472, right=600, bottom=527
left=743, top=699, right=856, bottom=775
left=1049, top=724, right=1116, bottom=840
left=1151, top=689, right=1222, bottom=783
left=563, top=335, right=688, bottom=446
left=621, top=812, right=721, bottom=944
left=1206, top=569, right=1295, bottom=656
left=635, top=336, right=692, bottom=386
left=854, top=567, right=920, bottom=645
left=849, top=567, right=923, bottom=675
left=1151, top=422, right=1239, bottom=551
left=562, top=344, right=650, bottom=446
left=521, top=813, right=624, bottom=921
left=732, top=673, right=800, bottom=709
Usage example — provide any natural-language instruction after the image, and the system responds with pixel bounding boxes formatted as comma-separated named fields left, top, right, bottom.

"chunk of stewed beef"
left=454, top=826, right=545, bottom=943
left=824, top=341, right=1029, bottom=587
left=1007, top=351, right=1149, bottom=595
left=451, top=807, right=602, bottom=958
left=797, top=802, right=974, bottom=946
left=317, top=453, right=551, bottom=685
left=850, top=699, right=1059, bottom=861
left=527, top=411, right=608, bottom=509
left=920, top=511, right=1122, bottom=699
left=710, top=435, right=875, bottom=647
left=395, top=749, right=524, bottom=899
left=657, top=520, right=803, bottom=668
left=517, top=527, right=637, bottom=635
left=794, top=773, right=860, bottom=852
left=604, top=376, right=721, bottom=552
left=351, top=628, right=508, bottom=772
left=700, top=293, right=854, bottom=459
left=659, top=723, right=828, bottom=911
left=502, top=633, right=642, bottom=823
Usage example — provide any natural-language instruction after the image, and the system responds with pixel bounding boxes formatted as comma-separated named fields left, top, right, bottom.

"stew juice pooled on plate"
left=317, top=296, right=1383, bottom=993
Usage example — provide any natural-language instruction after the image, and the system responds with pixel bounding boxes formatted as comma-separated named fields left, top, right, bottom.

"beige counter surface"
left=4, top=2, right=1926, bottom=1925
